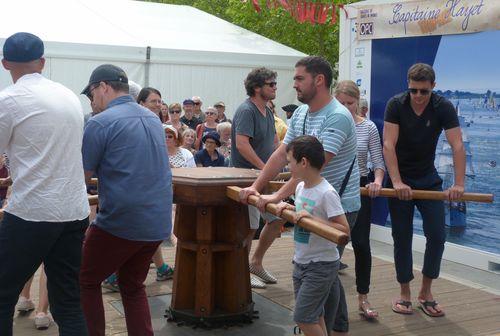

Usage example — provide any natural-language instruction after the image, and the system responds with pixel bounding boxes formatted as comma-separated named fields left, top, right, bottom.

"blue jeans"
left=0, top=212, right=89, bottom=336
left=387, top=170, right=446, bottom=283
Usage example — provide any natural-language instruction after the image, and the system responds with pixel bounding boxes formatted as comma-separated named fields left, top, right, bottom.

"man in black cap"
left=282, top=104, right=298, bottom=125
left=79, top=64, right=172, bottom=336
left=0, top=32, right=90, bottom=335
left=214, top=101, right=231, bottom=123
left=180, top=98, right=201, bottom=130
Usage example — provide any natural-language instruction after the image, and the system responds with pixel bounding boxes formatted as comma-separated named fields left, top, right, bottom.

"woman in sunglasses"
left=165, top=103, right=188, bottom=136
left=194, top=106, right=219, bottom=150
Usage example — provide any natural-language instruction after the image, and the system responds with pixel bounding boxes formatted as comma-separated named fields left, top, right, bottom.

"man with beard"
left=240, top=56, right=359, bottom=335
left=231, top=67, right=283, bottom=289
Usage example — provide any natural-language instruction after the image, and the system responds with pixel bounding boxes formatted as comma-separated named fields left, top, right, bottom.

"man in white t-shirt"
left=0, top=32, right=90, bottom=336
left=273, top=135, right=349, bottom=336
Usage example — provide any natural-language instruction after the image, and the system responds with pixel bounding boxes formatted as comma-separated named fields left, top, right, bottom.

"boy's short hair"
left=286, top=135, right=325, bottom=170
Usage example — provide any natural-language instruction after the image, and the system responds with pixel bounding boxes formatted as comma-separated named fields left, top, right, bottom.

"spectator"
left=165, top=103, right=188, bottom=136
left=268, top=100, right=288, bottom=141
left=17, top=267, right=51, bottom=330
left=181, top=128, right=197, bottom=155
left=214, top=101, right=231, bottom=123
left=160, top=101, right=169, bottom=123
left=80, top=64, right=172, bottom=336
left=282, top=103, right=298, bottom=126
left=128, top=80, right=142, bottom=101
left=195, top=106, right=219, bottom=150
left=217, top=122, right=232, bottom=161
left=0, top=32, right=90, bottom=336
left=180, top=99, right=201, bottom=130
left=192, top=96, right=205, bottom=122
left=359, top=98, right=369, bottom=117
left=194, top=132, right=225, bottom=167
left=137, top=87, right=164, bottom=121
left=164, top=125, right=196, bottom=168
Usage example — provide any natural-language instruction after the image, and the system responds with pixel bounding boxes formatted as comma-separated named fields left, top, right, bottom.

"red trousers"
left=80, top=225, right=161, bottom=336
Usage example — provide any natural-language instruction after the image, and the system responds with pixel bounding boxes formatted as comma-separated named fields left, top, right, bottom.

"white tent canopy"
left=1, top=0, right=306, bottom=115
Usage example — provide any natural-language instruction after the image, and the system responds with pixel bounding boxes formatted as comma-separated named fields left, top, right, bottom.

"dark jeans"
left=325, top=211, right=358, bottom=333
left=80, top=225, right=161, bottom=336
left=387, top=170, right=446, bottom=283
left=0, top=212, right=89, bottom=336
left=352, top=176, right=373, bottom=295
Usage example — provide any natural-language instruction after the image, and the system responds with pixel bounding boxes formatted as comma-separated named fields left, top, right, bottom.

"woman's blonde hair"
left=217, top=122, right=232, bottom=134
left=181, top=128, right=197, bottom=148
left=334, top=80, right=360, bottom=101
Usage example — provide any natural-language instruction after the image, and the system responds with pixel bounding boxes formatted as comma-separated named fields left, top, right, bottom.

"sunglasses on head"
left=408, top=88, right=431, bottom=95
left=170, top=110, right=181, bottom=114
left=264, top=81, right=277, bottom=88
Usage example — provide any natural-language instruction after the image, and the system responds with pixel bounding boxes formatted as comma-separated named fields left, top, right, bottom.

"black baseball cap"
left=282, top=104, right=298, bottom=113
left=81, top=64, right=128, bottom=96
left=3, top=32, right=44, bottom=63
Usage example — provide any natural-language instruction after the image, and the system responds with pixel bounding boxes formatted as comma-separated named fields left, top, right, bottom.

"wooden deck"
left=13, top=236, right=500, bottom=335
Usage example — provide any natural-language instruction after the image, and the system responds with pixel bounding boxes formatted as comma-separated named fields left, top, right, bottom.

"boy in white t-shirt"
left=271, top=135, right=350, bottom=336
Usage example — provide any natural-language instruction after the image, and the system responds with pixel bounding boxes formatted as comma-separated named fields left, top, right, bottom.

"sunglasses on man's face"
left=408, top=88, right=431, bottom=95
left=194, top=102, right=201, bottom=105
left=264, top=81, right=277, bottom=88
left=205, top=112, right=216, bottom=116
left=170, top=110, right=182, bottom=114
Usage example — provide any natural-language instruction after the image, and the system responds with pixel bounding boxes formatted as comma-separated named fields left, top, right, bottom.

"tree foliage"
left=147, top=0, right=361, bottom=71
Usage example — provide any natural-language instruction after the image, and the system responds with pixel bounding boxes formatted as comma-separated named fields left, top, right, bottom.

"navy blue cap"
left=183, top=99, right=194, bottom=105
left=3, top=32, right=44, bottom=63
left=81, top=64, right=128, bottom=95
left=202, top=131, right=221, bottom=147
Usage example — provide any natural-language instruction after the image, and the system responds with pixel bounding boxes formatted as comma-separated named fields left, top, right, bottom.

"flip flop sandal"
left=392, top=299, right=413, bottom=315
left=419, top=300, right=445, bottom=317
left=249, top=265, right=277, bottom=284
left=359, top=300, right=379, bottom=320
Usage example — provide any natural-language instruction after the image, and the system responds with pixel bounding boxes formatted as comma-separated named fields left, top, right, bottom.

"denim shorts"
left=248, top=205, right=281, bottom=230
left=293, top=260, right=339, bottom=324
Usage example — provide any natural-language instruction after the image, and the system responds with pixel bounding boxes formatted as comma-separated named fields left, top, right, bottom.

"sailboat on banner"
left=435, top=101, right=475, bottom=228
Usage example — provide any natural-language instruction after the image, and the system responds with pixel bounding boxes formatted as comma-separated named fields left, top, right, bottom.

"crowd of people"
left=0, top=32, right=466, bottom=336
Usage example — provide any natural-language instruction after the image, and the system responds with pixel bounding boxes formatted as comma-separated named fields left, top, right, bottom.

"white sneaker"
left=34, top=312, right=51, bottom=330
left=16, top=297, right=35, bottom=313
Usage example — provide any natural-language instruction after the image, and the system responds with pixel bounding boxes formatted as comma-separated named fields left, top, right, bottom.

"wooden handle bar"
left=360, top=188, right=493, bottom=203
left=267, top=181, right=493, bottom=203
left=0, top=195, right=100, bottom=221
left=226, top=186, right=349, bottom=245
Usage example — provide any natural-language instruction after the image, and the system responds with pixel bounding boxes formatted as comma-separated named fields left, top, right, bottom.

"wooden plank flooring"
left=13, top=236, right=500, bottom=335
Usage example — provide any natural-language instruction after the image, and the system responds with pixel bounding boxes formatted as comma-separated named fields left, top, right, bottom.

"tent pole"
left=144, top=46, right=151, bottom=87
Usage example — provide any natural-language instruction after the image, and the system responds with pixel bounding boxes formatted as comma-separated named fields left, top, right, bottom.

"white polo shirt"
left=0, top=73, right=89, bottom=222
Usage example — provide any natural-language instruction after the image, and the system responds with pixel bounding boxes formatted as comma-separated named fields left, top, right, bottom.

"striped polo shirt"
left=355, top=119, right=385, bottom=177
left=284, top=98, right=360, bottom=213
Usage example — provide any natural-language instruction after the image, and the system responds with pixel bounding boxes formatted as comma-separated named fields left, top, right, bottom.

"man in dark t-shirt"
left=383, top=63, right=465, bottom=317
left=231, top=67, right=283, bottom=289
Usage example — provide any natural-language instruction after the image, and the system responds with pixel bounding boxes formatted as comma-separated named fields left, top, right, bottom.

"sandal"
left=359, top=300, right=378, bottom=319
left=391, top=299, right=413, bottom=315
left=419, top=300, right=445, bottom=317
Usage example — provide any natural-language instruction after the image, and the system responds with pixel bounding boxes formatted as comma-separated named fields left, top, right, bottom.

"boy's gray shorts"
left=293, top=260, right=340, bottom=324
left=248, top=205, right=281, bottom=230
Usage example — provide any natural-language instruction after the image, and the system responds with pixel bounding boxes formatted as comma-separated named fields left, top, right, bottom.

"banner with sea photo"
left=357, top=0, right=500, bottom=40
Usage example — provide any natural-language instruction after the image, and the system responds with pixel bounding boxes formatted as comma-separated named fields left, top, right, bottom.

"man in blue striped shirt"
left=240, top=56, right=359, bottom=335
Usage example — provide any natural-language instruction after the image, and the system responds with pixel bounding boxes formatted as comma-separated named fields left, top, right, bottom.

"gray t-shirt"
left=231, top=98, right=276, bottom=169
